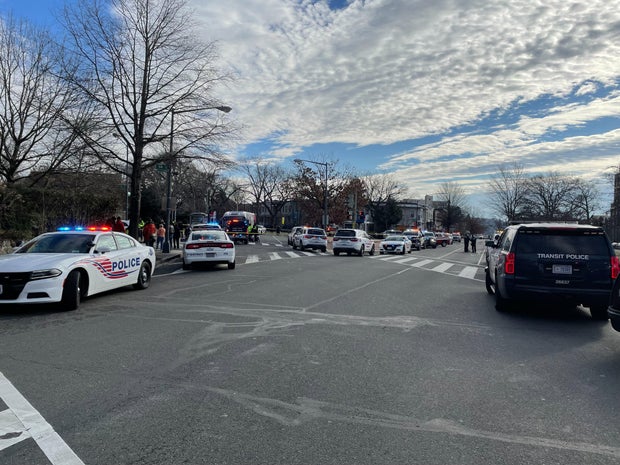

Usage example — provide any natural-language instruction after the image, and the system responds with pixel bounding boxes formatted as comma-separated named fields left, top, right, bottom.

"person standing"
left=156, top=224, right=166, bottom=250
left=173, top=222, right=181, bottom=249
left=143, top=219, right=156, bottom=247
left=112, top=216, right=126, bottom=233
left=471, top=234, right=477, bottom=253
left=464, top=232, right=470, bottom=252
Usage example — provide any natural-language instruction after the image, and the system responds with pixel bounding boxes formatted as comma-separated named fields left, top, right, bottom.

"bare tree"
left=435, top=181, right=468, bottom=231
left=362, top=173, right=406, bottom=229
left=570, top=179, right=601, bottom=222
left=60, top=0, right=234, bottom=237
left=487, top=163, right=530, bottom=222
left=524, top=172, right=578, bottom=220
left=292, top=157, right=352, bottom=227
left=238, top=158, right=295, bottom=227
left=0, top=15, right=83, bottom=186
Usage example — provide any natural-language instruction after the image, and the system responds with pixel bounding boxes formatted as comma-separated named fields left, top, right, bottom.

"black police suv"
left=485, top=223, right=619, bottom=319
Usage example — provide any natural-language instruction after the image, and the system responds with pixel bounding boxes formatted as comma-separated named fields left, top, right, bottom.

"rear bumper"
left=503, top=282, right=611, bottom=306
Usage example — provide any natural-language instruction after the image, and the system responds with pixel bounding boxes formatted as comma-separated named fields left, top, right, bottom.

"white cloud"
left=188, top=0, right=620, bottom=210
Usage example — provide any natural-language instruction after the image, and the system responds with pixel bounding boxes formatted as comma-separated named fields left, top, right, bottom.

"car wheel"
left=441, top=242, right=446, bottom=247
left=358, top=247, right=364, bottom=257
left=133, top=262, right=151, bottom=290
left=369, top=245, right=375, bottom=256
left=334, top=250, right=340, bottom=256
left=182, top=260, right=191, bottom=270
left=611, top=318, right=620, bottom=332
left=292, top=242, right=297, bottom=250
left=380, top=251, right=384, bottom=255
left=61, top=270, right=81, bottom=311
left=228, top=261, right=236, bottom=270
left=589, top=305, right=609, bottom=320
left=485, top=269, right=494, bottom=295
left=321, top=247, right=327, bottom=253
left=300, top=243, right=305, bottom=251
left=432, top=244, right=437, bottom=249
left=494, top=272, right=509, bottom=312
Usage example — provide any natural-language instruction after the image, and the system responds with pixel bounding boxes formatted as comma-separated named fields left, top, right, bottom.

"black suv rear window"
left=516, top=230, right=609, bottom=256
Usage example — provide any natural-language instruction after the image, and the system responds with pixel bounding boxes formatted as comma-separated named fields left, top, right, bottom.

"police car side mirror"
left=485, top=240, right=495, bottom=247
left=95, top=246, right=112, bottom=254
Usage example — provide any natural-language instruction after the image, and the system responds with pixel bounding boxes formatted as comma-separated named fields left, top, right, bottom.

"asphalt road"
left=1, top=236, right=620, bottom=464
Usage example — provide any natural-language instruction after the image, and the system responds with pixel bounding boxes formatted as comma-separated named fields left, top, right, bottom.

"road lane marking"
left=246, top=255, right=260, bottom=263
left=459, top=266, right=479, bottom=279
left=412, top=259, right=434, bottom=267
left=0, top=371, right=85, bottom=465
left=393, top=257, right=418, bottom=264
left=286, top=251, right=301, bottom=258
left=432, top=262, right=453, bottom=273
left=269, top=252, right=282, bottom=260
left=0, top=408, right=29, bottom=450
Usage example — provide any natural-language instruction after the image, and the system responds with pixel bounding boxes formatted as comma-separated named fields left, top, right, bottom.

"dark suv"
left=485, top=223, right=619, bottom=319
left=402, top=230, right=422, bottom=251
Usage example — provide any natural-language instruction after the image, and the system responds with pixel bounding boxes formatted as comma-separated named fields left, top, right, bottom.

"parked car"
left=191, top=223, right=222, bottom=231
left=0, top=227, right=155, bottom=311
left=379, top=235, right=412, bottom=255
left=485, top=222, right=618, bottom=319
left=381, top=229, right=401, bottom=238
left=435, top=232, right=451, bottom=247
left=292, top=227, right=327, bottom=252
left=333, top=229, right=375, bottom=256
left=452, top=232, right=462, bottom=242
left=421, top=231, right=437, bottom=248
left=182, top=229, right=236, bottom=270
left=287, top=226, right=304, bottom=245
left=402, top=230, right=423, bottom=250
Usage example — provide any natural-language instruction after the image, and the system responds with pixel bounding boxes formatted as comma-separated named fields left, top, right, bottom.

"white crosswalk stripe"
left=458, top=266, right=479, bottom=279
left=238, top=250, right=484, bottom=281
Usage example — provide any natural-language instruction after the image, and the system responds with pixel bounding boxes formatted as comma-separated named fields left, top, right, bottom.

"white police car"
left=0, top=227, right=156, bottom=310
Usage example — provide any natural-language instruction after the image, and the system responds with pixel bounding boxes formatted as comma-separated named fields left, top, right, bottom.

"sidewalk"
left=155, top=246, right=182, bottom=263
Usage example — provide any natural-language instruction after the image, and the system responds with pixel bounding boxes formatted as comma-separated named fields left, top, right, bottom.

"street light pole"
left=294, top=159, right=329, bottom=228
left=163, top=105, right=232, bottom=253
left=163, top=110, right=175, bottom=253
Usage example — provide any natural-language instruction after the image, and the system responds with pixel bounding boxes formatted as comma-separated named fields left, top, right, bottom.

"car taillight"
left=220, top=243, right=234, bottom=249
left=350, top=238, right=359, bottom=242
left=612, top=256, right=620, bottom=279
left=321, top=236, right=326, bottom=240
left=505, top=252, right=515, bottom=275
left=333, top=237, right=340, bottom=241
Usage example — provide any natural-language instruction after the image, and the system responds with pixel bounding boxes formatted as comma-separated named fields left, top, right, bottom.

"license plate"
left=205, top=253, right=215, bottom=257
left=552, top=264, right=572, bottom=274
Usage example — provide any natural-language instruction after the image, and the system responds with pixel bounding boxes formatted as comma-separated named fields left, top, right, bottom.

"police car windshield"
left=16, top=233, right=96, bottom=254
left=385, top=236, right=405, bottom=241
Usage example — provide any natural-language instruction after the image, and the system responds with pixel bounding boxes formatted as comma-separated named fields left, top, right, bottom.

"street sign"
left=156, top=163, right=167, bottom=172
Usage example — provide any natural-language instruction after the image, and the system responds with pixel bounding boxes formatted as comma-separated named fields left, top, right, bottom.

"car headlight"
left=30, top=268, right=63, bottom=280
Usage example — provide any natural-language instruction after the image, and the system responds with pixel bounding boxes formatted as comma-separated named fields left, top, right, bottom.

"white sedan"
left=379, top=235, right=412, bottom=255
left=182, top=230, right=236, bottom=270
left=0, top=228, right=156, bottom=310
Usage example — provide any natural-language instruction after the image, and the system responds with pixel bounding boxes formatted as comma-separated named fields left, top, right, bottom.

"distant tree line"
left=487, top=163, right=602, bottom=223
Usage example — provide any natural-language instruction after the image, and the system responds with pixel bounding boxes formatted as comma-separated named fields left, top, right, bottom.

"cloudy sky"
left=5, top=0, right=620, bottom=214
